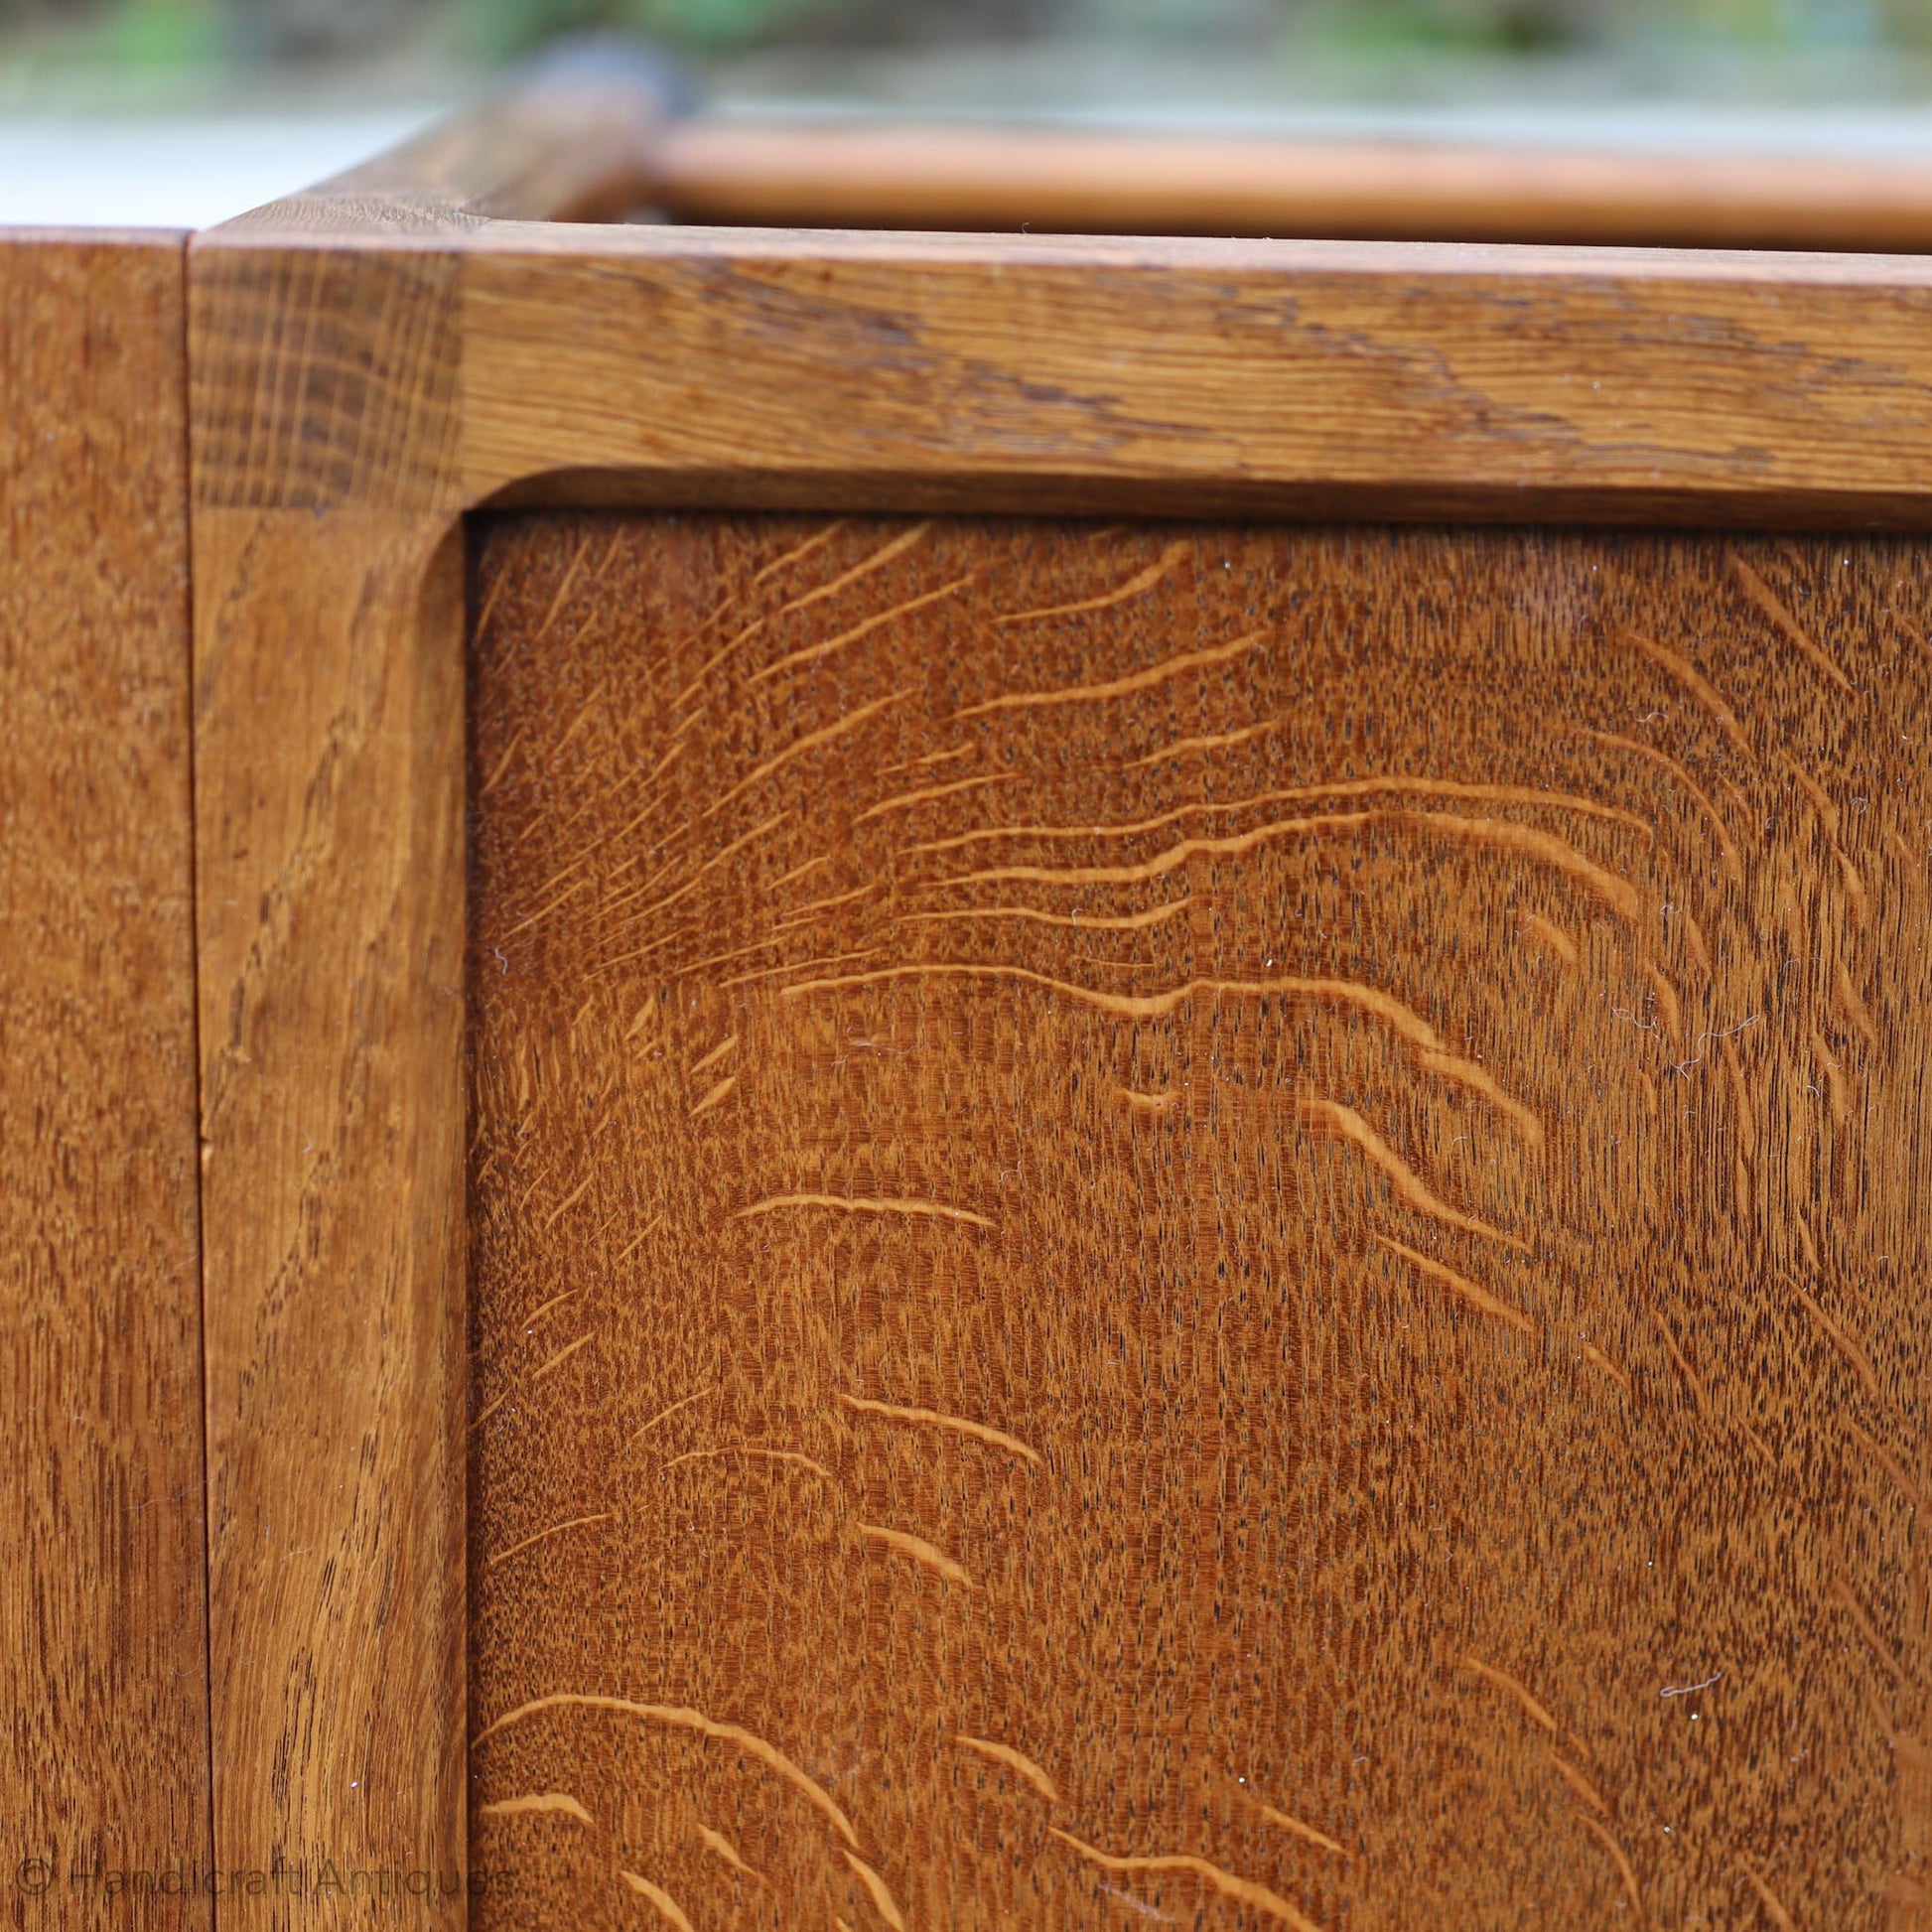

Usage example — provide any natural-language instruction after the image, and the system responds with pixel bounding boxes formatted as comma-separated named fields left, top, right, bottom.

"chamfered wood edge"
left=475, top=467, right=1932, bottom=534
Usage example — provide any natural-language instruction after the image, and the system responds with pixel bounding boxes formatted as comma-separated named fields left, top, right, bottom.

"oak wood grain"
left=183, top=64, right=681, bottom=1917
left=186, top=72, right=1932, bottom=1930
left=467, top=510, right=1931, bottom=1932
left=197, top=208, right=1932, bottom=528
left=221, top=47, right=685, bottom=235
left=454, top=226, right=1932, bottom=528
left=648, top=119, right=1932, bottom=254
left=192, top=508, right=468, bottom=1926
left=0, top=231, right=209, bottom=1928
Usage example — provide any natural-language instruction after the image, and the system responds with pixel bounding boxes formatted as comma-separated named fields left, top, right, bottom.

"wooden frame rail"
left=186, top=59, right=1932, bottom=1927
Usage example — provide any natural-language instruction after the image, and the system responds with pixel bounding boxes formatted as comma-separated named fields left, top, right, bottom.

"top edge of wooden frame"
left=194, top=213, right=1932, bottom=280
left=2, top=225, right=188, bottom=248
left=187, top=66, right=1932, bottom=530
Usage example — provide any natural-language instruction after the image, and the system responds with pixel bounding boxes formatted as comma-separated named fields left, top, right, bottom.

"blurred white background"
left=9, top=0, right=1932, bottom=228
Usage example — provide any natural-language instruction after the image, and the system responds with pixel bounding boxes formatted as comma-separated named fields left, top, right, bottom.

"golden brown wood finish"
left=196, top=215, right=1932, bottom=529
left=187, top=66, right=699, bottom=1927
left=649, top=119, right=1932, bottom=254
left=1, top=232, right=208, bottom=1926
left=193, top=509, right=469, bottom=1922
left=461, top=227, right=1932, bottom=528
left=223, top=52, right=684, bottom=234
left=188, top=69, right=697, bottom=1923
left=467, top=510, right=1932, bottom=1930
left=190, top=68, right=1932, bottom=1931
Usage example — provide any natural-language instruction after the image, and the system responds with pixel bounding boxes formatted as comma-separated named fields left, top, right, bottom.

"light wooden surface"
left=648, top=118, right=1932, bottom=253
left=0, top=231, right=209, bottom=1927
left=465, top=510, right=1932, bottom=1930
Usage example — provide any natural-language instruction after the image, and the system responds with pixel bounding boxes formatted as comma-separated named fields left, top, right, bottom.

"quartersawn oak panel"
left=467, top=513, right=1930, bottom=1930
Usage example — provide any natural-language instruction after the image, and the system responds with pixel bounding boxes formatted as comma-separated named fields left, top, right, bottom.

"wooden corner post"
left=188, top=60, right=680, bottom=1923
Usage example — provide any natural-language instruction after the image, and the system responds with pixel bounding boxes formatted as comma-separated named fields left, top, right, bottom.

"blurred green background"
left=9, top=0, right=1932, bottom=78
left=11, top=0, right=1932, bottom=229
left=3, top=0, right=1932, bottom=66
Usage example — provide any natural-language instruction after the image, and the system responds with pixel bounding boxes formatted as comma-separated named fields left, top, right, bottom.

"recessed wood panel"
left=467, top=512, right=1930, bottom=1930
